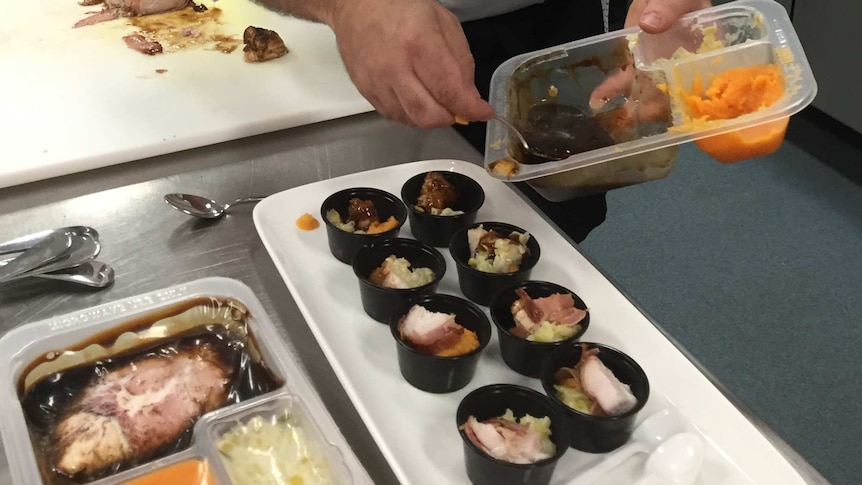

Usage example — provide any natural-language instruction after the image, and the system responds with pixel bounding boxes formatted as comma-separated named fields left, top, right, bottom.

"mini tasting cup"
left=456, top=384, right=569, bottom=485
left=352, top=238, right=447, bottom=323
left=320, top=187, right=408, bottom=264
left=400, top=171, right=486, bottom=247
left=539, top=342, right=650, bottom=453
left=489, top=281, right=590, bottom=378
left=389, top=293, right=492, bottom=393
left=449, top=222, right=541, bottom=306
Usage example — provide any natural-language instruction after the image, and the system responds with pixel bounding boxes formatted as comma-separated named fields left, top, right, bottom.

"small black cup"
left=320, top=187, right=408, bottom=264
left=456, top=384, right=569, bottom=485
left=539, top=342, right=650, bottom=453
left=400, top=171, right=486, bottom=247
left=352, top=238, right=447, bottom=323
left=449, top=222, right=541, bottom=306
left=489, top=281, right=590, bottom=378
left=389, top=294, right=492, bottom=393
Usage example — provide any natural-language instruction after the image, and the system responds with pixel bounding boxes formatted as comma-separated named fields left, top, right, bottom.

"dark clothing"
left=455, top=0, right=610, bottom=243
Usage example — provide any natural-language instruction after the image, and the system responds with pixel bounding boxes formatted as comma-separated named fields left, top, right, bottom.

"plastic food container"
left=484, top=0, right=817, bottom=201
left=0, top=277, right=371, bottom=485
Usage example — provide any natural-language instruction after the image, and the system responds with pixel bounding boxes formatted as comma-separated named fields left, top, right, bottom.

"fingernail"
left=641, top=12, right=662, bottom=30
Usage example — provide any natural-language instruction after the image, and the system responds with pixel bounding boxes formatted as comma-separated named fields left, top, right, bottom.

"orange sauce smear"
left=682, top=64, right=788, bottom=163
left=435, top=328, right=480, bottom=357
left=295, top=213, right=320, bottom=231
left=122, top=459, right=216, bottom=485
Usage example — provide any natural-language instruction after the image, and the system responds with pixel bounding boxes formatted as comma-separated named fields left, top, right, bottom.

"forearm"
left=253, top=0, right=341, bottom=24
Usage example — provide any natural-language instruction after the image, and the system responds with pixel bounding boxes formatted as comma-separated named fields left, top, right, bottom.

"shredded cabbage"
left=216, top=412, right=334, bottom=485
left=527, top=322, right=580, bottom=343
left=468, top=233, right=530, bottom=274
left=499, top=409, right=556, bottom=457
left=554, top=384, right=592, bottom=414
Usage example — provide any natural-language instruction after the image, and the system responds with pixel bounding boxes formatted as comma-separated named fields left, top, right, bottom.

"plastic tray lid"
left=483, top=0, right=817, bottom=182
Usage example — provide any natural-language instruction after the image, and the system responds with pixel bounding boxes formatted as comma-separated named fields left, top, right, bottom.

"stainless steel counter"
left=0, top=112, right=827, bottom=484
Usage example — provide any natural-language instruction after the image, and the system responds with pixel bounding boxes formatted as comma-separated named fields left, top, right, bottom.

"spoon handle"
left=566, top=441, right=648, bottom=485
left=225, top=197, right=266, bottom=210
left=0, top=233, right=73, bottom=283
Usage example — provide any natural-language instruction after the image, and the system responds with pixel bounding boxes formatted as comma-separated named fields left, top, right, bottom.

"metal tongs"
left=0, top=226, right=114, bottom=288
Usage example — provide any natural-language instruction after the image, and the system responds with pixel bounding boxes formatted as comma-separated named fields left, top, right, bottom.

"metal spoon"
left=31, top=261, right=115, bottom=288
left=164, top=194, right=266, bottom=219
left=0, top=232, right=73, bottom=283
left=0, top=226, right=97, bottom=256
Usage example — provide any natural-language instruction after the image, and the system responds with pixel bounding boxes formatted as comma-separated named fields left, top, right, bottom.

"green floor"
left=577, top=114, right=862, bottom=485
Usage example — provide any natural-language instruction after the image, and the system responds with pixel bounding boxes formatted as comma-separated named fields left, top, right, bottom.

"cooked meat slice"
left=123, top=0, right=189, bottom=15
left=123, top=33, right=163, bottom=55
left=79, top=0, right=104, bottom=6
left=73, top=7, right=121, bottom=28
left=52, top=344, right=231, bottom=476
left=242, top=26, right=288, bottom=63
left=417, top=172, right=458, bottom=212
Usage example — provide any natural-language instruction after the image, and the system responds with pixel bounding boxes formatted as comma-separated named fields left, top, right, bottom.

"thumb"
left=638, top=0, right=710, bottom=34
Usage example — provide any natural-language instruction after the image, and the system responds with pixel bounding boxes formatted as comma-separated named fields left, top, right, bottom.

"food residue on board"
left=369, top=255, right=435, bottom=289
left=74, top=0, right=190, bottom=28
left=295, top=213, right=320, bottom=231
left=415, top=172, right=463, bottom=216
left=242, top=26, right=289, bottom=63
left=398, top=304, right=479, bottom=357
left=461, top=409, right=556, bottom=464
left=467, top=224, right=530, bottom=274
left=679, top=64, right=788, bottom=163
left=326, top=198, right=398, bottom=235
left=510, top=289, right=587, bottom=343
left=122, top=459, right=216, bottom=485
left=155, top=68, right=168, bottom=73
left=128, top=6, right=241, bottom=55
left=216, top=411, right=335, bottom=485
left=554, top=343, right=638, bottom=416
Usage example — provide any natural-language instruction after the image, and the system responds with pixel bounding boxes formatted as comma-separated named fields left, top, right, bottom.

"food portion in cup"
left=460, top=409, right=557, bottom=464
left=397, top=303, right=480, bottom=357
left=510, top=286, right=588, bottom=343
left=553, top=343, right=638, bottom=416
left=467, top=224, right=531, bottom=274
left=325, top=197, right=399, bottom=234
left=369, top=255, right=436, bottom=289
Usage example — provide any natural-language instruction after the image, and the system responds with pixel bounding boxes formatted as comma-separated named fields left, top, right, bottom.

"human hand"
left=327, top=0, right=494, bottom=128
left=588, top=0, right=711, bottom=132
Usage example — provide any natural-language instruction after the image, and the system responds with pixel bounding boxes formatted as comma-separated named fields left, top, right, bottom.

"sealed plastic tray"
left=484, top=0, right=817, bottom=200
left=0, top=277, right=371, bottom=485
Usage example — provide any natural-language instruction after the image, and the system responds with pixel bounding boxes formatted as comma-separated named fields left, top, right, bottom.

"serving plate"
left=253, top=159, right=806, bottom=485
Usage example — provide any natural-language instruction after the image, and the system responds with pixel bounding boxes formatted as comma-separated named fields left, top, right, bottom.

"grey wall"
left=792, top=1, right=862, bottom=133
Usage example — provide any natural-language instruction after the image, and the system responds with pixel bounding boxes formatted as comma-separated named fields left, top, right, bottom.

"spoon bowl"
left=164, top=194, right=265, bottom=219
left=33, top=262, right=115, bottom=288
left=632, top=432, right=704, bottom=485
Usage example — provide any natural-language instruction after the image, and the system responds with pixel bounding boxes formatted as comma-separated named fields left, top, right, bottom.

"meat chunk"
left=417, top=172, right=457, bottom=212
left=123, top=33, right=163, bottom=55
left=347, top=198, right=378, bottom=231
left=52, top=344, right=231, bottom=476
left=578, top=346, right=637, bottom=416
left=74, top=0, right=189, bottom=28
left=398, top=304, right=463, bottom=355
left=242, top=26, right=288, bottom=63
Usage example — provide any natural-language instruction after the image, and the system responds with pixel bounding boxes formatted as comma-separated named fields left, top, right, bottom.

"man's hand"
left=626, top=0, right=712, bottom=32
left=327, top=0, right=494, bottom=128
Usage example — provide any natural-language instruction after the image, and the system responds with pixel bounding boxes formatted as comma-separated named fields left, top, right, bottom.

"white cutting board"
left=0, top=0, right=373, bottom=189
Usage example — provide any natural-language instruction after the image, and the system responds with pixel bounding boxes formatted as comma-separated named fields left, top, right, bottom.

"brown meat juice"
left=18, top=298, right=284, bottom=485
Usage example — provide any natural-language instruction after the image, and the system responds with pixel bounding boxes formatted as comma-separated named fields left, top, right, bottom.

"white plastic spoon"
left=631, top=432, right=705, bottom=485
left=567, top=407, right=689, bottom=485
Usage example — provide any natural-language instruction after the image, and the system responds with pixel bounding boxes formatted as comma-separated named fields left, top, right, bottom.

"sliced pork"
left=242, top=26, right=289, bottom=63
left=123, top=33, right=163, bottom=55
left=462, top=415, right=553, bottom=464
left=511, top=288, right=586, bottom=337
left=579, top=346, right=637, bottom=416
left=398, top=304, right=463, bottom=355
left=74, top=0, right=189, bottom=28
left=52, top=344, right=231, bottom=476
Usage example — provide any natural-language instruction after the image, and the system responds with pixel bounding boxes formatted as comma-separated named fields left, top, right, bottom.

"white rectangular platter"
left=253, top=159, right=806, bottom=485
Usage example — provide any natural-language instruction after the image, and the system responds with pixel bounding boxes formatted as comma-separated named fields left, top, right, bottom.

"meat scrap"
left=417, top=171, right=458, bottom=213
left=74, top=0, right=190, bottom=28
left=242, top=26, right=288, bottom=63
left=123, top=33, right=163, bottom=55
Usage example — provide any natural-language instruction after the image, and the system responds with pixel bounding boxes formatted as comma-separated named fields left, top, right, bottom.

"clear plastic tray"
left=0, top=277, right=372, bottom=485
left=484, top=0, right=817, bottom=200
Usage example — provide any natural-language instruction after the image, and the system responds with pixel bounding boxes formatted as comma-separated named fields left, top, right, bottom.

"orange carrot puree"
left=683, top=64, right=788, bottom=163
left=295, top=212, right=320, bottom=231
left=122, top=459, right=217, bottom=485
